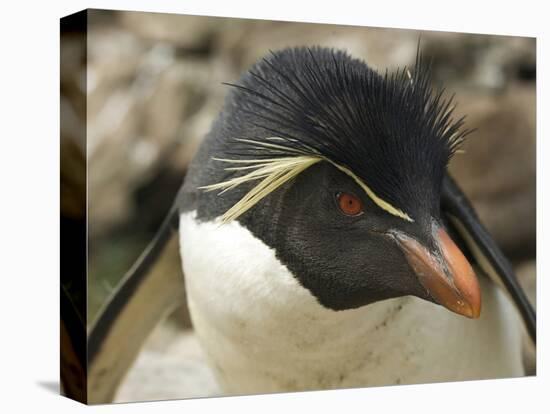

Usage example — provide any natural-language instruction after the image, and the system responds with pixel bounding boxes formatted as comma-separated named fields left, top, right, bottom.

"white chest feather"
left=179, top=212, right=524, bottom=394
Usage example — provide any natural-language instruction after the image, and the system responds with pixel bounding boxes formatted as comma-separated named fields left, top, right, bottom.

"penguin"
left=87, top=46, right=536, bottom=401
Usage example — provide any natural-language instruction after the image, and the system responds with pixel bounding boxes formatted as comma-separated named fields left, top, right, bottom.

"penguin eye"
left=336, top=192, right=364, bottom=216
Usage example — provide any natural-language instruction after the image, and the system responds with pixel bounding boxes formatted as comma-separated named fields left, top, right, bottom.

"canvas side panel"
left=60, top=9, right=88, bottom=404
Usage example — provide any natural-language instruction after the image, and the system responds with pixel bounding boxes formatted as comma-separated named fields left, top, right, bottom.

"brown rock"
left=449, top=85, right=536, bottom=258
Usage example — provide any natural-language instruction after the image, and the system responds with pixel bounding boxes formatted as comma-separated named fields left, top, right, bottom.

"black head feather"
left=221, top=46, right=471, bottom=222
left=178, top=47, right=476, bottom=311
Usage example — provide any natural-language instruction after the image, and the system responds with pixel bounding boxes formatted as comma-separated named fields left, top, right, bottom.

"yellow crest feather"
left=200, top=156, right=322, bottom=223
left=199, top=138, right=413, bottom=223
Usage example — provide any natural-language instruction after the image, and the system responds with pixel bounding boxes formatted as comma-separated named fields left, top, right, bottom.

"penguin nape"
left=87, top=46, right=536, bottom=402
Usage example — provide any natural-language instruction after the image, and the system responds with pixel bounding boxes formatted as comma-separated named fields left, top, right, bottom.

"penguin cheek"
left=347, top=235, right=431, bottom=305
left=367, top=241, right=433, bottom=302
left=311, top=238, right=428, bottom=311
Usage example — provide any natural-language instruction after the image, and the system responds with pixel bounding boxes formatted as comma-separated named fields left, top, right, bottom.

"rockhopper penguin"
left=88, top=46, right=536, bottom=400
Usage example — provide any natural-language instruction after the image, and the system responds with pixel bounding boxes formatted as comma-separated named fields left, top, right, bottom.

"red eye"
left=336, top=192, right=364, bottom=216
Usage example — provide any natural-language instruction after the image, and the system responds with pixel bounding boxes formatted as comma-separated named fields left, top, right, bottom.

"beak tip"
left=393, top=226, right=482, bottom=320
left=452, top=264, right=482, bottom=319
left=434, top=290, right=481, bottom=319
left=462, top=300, right=481, bottom=319
left=465, top=293, right=481, bottom=319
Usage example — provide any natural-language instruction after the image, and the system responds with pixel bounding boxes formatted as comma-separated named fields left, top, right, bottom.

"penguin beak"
left=390, top=226, right=481, bottom=319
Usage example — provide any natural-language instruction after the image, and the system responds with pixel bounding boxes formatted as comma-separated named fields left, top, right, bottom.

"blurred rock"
left=86, top=14, right=235, bottom=237
left=216, top=21, right=421, bottom=74
left=449, top=84, right=536, bottom=259
left=61, top=30, right=87, bottom=219
left=421, top=33, right=536, bottom=92
left=119, top=12, right=221, bottom=50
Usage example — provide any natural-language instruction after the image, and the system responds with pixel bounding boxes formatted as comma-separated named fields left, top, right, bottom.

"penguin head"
left=198, top=46, right=480, bottom=318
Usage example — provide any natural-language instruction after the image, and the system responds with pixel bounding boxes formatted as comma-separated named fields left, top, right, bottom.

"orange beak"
left=391, top=226, right=481, bottom=319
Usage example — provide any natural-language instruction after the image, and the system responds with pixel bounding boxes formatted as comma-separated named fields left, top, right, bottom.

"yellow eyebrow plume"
left=199, top=150, right=414, bottom=224
left=200, top=156, right=321, bottom=223
left=326, top=161, right=413, bottom=222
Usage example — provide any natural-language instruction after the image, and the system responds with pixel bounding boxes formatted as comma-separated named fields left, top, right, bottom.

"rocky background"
left=62, top=9, right=536, bottom=402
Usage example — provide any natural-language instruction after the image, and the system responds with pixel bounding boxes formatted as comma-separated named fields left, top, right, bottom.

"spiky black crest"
left=220, top=46, right=471, bottom=221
